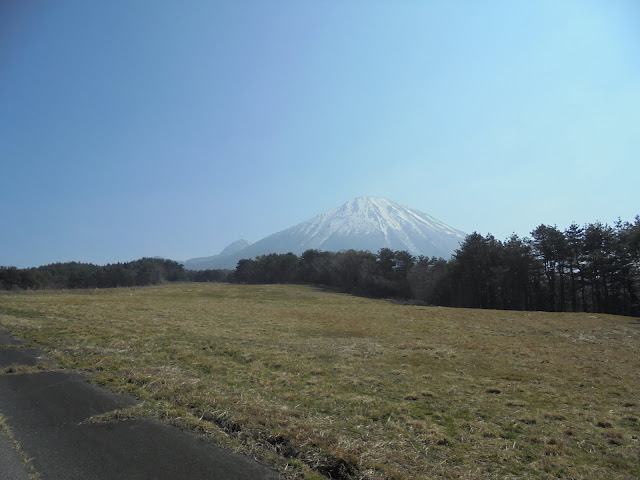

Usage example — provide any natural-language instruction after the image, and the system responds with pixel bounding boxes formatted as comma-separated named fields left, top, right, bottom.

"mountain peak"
left=348, top=195, right=396, bottom=207
left=183, top=197, right=467, bottom=269
left=299, top=197, right=464, bottom=254
left=218, top=239, right=253, bottom=257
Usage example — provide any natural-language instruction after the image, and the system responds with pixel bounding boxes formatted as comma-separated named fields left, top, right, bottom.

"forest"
left=0, top=257, right=190, bottom=290
left=234, top=217, right=640, bottom=316
left=1, top=217, right=639, bottom=317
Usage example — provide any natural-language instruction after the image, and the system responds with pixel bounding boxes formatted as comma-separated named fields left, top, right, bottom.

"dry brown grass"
left=0, top=413, right=41, bottom=479
left=1, top=283, right=639, bottom=479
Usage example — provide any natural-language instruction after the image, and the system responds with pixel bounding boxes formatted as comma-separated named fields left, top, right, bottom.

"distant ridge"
left=183, top=239, right=253, bottom=270
left=183, top=197, right=466, bottom=270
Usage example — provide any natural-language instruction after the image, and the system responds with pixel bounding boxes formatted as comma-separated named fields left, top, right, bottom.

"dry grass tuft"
left=0, top=413, right=41, bottom=479
left=597, top=421, right=614, bottom=428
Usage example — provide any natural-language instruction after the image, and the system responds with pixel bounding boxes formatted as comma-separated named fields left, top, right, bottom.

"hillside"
left=1, top=283, right=638, bottom=479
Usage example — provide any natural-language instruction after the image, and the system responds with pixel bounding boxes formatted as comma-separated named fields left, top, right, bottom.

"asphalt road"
left=0, top=328, right=278, bottom=480
left=0, top=426, right=30, bottom=480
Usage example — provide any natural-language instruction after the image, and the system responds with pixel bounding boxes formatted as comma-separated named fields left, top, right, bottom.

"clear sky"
left=2, top=1, right=639, bottom=268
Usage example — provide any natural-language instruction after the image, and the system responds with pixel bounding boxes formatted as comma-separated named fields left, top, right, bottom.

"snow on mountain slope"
left=292, top=196, right=464, bottom=253
left=184, top=197, right=466, bottom=269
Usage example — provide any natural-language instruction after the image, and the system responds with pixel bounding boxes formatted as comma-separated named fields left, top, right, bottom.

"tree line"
left=2, top=217, right=638, bottom=316
left=233, top=218, right=640, bottom=316
left=0, top=258, right=228, bottom=290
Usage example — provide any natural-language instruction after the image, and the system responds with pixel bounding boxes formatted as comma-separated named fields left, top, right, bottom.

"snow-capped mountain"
left=184, top=197, right=466, bottom=269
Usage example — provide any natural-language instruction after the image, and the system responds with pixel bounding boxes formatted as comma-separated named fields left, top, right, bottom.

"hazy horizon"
left=2, top=1, right=639, bottom=268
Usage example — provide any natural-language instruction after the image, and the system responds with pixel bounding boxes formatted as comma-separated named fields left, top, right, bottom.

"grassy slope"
left=0, top=283, right=638, bottom=479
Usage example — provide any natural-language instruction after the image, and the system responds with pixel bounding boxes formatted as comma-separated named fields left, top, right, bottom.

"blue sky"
left=1, top=1, right=639, bottom=267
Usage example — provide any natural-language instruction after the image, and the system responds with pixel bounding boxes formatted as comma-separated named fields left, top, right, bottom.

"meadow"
left=0, top=283, right=638, bottom=479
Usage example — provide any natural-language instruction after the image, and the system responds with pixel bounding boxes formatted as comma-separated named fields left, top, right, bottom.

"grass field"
left=0, top=283, right=639, bottom=479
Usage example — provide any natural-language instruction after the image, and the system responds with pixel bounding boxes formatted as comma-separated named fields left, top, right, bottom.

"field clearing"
left=0, top=283, right=639, bottom=479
